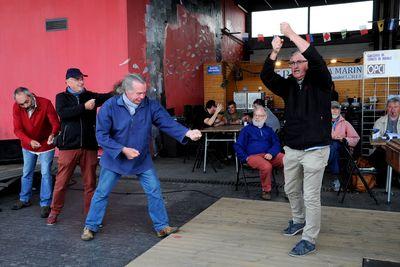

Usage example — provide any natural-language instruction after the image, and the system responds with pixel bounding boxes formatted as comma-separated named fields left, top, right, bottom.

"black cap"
left=66, top=68, right=88, bottom=79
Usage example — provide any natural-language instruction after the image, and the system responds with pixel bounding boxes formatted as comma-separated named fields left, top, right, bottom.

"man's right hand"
left=30, top=140, right=41, bottom=149
left=271, top=35, right=284, bottom=54
left=216, top=103, right=223, bottom=113
left=84, top=99, right=96, bottom=110
left=122, top=147, right=140, bottom=160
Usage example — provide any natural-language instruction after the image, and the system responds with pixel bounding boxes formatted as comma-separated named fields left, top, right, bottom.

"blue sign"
left=207, top=65, right=222, bottom=75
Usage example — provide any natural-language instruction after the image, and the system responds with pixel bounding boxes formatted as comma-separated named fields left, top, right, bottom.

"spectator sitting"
left=224, top=100, right=243, bottom=125
left=203, top=100, right=226, bottom=127
left=370, top=96, right=400, bottom=186
left=242, top=99, right=280, bottom=132
left=328, top=101, right=360, bottom=191
left=233, top=106, right=284, bottom=200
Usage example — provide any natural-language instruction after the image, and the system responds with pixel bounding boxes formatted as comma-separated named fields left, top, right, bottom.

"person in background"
left=373, top=96, right=400, bottom=135
left=47, top=68, right=113, bottom=225
left=12, top=87, right=60, bottom=218
left=203, top=100, right=226, bottom=127
left=224, top=101, right=243, bottom=125
left=260, top=22, right=332, bottom=256
left=234, top=106, right=284, bottom=200
left=370, top=96, right=400, bottom=186
left=81, top=74, right=202, bottom=241
left=328, top=101, right=360, bottom=191
left=252, top=99, right=281, bottom=132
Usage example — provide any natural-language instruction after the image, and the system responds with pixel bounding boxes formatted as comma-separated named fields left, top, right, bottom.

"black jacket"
left=260, top=46, right=332, bottom=150
left=55, top=88, right=113, bottom=150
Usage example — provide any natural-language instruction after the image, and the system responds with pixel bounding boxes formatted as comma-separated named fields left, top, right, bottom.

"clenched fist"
left=84, top=99, right=96, bottom=110
left=185, top=129, right=202, bottom=141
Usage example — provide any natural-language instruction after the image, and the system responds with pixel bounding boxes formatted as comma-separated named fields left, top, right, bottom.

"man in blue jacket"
left=81, top=74, right=202, bottom=241
left=234, top=106, right=284, bottom=201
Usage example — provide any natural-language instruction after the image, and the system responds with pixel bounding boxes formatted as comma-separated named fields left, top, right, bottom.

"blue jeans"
left=85, top=167, right=169, bottom=232
left=20, top=148, right=54, bottom=206
left=328, top=141, right=341, bottom=175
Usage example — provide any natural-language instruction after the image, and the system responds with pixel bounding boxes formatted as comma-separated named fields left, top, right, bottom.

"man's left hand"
left=264, top=153, right=273, bottom=160
left=186, top=130, right=202, bottom=141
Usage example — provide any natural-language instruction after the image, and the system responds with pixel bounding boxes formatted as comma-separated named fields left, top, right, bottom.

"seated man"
left=203, top=100, right=226, bottom=127
left=328, top=101, right=360, bottom=191
left=374, top=96, right=400, bottom=135
left=243, top=99, right=280, bottom=132
left=224, top=101, right=243, bottom=125
left=234, top=106, right=284, bottom=200
left=370, top=96, right=400, bottom=185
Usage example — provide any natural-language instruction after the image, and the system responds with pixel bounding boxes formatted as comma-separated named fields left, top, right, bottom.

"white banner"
left=275, top=65, right=363, bottom=81
left=363, top=49, right=400, bottom=78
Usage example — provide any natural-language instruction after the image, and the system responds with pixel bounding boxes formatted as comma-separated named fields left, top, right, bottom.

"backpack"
left=352, top=157, right=376, bottom=192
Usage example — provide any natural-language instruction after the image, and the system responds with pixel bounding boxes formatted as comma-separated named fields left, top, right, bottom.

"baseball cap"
left=66, top=68, right=88, bottom=79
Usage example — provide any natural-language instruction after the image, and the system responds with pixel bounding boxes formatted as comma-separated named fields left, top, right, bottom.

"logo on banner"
left=366, top=64, right=385, bottom=75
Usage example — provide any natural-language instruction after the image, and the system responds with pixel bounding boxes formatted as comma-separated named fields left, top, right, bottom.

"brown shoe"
left=46, top=213, right=58, bottom=225
left=81, top=227, right=95, bottom=241
left=261, top=191, right=272, bottom=201
left=11, top=200, right=31, bottom=210
left=156, top=226, right=179, bottom=238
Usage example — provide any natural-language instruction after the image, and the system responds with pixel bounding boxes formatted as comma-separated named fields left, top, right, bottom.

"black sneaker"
left=40, top=206, right=51, bottom=218
left=11, top=200, right=31, bottom=210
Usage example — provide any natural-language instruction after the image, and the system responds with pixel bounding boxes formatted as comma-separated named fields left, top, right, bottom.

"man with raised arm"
left=260, top=22, right=332, bottom=256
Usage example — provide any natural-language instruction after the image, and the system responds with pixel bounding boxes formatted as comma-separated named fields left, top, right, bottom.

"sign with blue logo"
left=207, top=65, right=222, bottom=75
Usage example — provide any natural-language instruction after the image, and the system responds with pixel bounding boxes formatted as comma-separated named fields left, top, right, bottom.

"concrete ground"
left=0, top=156, right=399, bottom=266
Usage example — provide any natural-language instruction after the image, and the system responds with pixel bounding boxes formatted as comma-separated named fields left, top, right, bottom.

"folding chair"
left=338, top=139, right=379, bottom=204
left=235, top=161, right=280, bottom=197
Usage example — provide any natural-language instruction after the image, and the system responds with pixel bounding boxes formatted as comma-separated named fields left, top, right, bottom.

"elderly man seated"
left=234, top=106, right=284, bottom=200
left=328, top=101, right=360, bottom=191
left=371, top=96, right=400, bottom=185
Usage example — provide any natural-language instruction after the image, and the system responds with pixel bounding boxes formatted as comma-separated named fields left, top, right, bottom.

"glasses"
left=288, top=60, right=308, bottom=66
left=253, top=114, right=266, bottom=118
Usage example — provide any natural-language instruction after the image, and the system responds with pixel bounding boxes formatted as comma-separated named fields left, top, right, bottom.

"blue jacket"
left=233, top=123, right=281, bottom=163
left=96, top=95, right=188, bottom=175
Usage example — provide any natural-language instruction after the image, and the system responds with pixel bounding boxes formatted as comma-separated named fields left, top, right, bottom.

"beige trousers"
left=283, top=146, right=330, bottom=244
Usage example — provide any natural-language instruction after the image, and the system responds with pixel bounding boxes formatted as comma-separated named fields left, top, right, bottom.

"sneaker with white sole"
left=283, top=220, right=305, bottom=236
left=289, top=239, right=316, bottom=257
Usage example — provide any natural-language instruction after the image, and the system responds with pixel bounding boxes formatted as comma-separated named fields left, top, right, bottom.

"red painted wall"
left=163, top=1, right=244, bottom=115
left=0, top=0, right=133, bottom=140
left=221, top=0, right=245, bottom=61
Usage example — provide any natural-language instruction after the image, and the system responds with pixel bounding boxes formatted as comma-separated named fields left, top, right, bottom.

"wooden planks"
left=127, top=198, right=400, bottom=267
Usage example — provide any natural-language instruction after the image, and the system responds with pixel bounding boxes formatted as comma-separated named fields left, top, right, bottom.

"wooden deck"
left=128, top=198, right=400, bottom=267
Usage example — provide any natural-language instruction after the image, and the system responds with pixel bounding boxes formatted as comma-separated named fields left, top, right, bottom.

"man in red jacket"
left=12, top=87, right=60, bottom=218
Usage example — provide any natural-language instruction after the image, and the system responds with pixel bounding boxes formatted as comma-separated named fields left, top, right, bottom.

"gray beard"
left=253, top=120, right=266, bottom=128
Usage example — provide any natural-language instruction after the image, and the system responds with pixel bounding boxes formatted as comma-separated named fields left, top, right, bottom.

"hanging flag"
left=359, top=25, right=368, bottom=35
left=323, top=32, right=331, bottom=42
left=377, top=19, right=385, bottom=32
left=341, top=29, right=347, bottom=40
left=388, top=18, right=395, bottom=31
left=241, top=32, right=249, bottom=41
left=306, top=34, right=314, bottom=43
left=257, top=34, right=264, bottom=42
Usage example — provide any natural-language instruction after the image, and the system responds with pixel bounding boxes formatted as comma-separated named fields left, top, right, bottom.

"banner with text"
left=363, top=49, right=400, bottom=78
left=275, top=65, right=363, bottom=81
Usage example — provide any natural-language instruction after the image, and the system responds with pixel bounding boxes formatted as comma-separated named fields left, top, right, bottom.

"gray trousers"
left=283, top=146, right=330, bottom=244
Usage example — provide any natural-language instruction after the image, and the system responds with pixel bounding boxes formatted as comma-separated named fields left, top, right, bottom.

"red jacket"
left=13, top=96, right=60, bottom=152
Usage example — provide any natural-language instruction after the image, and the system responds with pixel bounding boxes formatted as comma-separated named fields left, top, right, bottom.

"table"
left=371, top=138, right=400, bottom=203
left=200, top=125, right=243, bottom=173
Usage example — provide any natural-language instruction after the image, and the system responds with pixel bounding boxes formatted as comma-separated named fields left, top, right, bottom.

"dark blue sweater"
left=233, top=123, right=281, bottom=163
